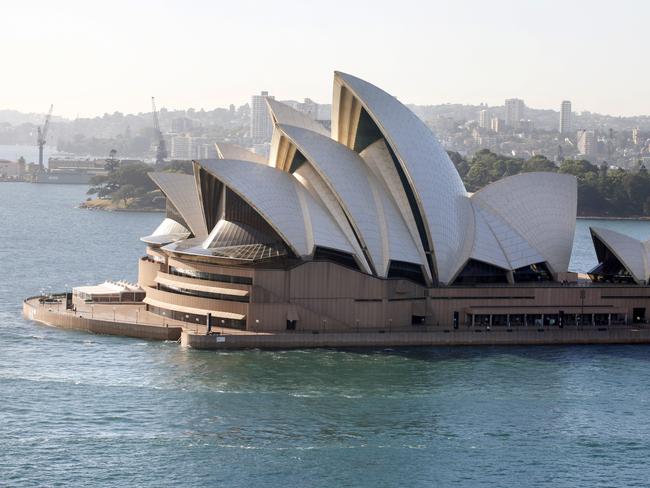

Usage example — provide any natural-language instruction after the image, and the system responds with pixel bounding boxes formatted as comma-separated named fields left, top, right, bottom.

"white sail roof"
left=332, top=71, right=473, bottom=284
left=215, top=142, right=267, bottom=164
left=590, top=226, right=649, bottom=284
left=470, top=172, right=577, bottom=274
left=149, top=172, right=208, bottom=238
left=266, top=98, right=329, bottom=136
left=199, top=159, right=355, bottom=259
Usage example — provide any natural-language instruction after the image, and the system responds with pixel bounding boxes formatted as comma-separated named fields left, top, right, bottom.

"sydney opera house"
left=134, top=72, right=650, bottom=335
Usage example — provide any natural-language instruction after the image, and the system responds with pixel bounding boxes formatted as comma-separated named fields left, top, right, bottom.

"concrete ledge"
left=182, top=326, right=650, bottom=350
left=23, top=298, right=182, bottom=341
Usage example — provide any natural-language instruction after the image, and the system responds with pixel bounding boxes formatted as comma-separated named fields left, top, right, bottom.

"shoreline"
left=78, top=199, right=164, bottom=213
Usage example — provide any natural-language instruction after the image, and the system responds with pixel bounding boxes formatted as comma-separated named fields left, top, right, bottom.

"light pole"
left=91, top=304, right=94, bottom=319
left=255, top=319, right=260, bottom=334
left=388, top=318, right=393, bottom=333
left=221, top=319, right=225, bottom=334
left=112, top=307, right=116, bottom=322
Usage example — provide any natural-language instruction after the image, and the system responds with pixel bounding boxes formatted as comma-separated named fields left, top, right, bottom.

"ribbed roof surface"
left=149, top=172, right=208, bottom=238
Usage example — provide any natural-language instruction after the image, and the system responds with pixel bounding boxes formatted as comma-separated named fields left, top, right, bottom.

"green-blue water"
left=2, top=182, right=650, bottom=487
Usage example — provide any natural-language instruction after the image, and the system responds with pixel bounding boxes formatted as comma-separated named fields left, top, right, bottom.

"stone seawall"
left=23, top=298, right=182, bottom=341
left=182, top=326, right=650, bottom=350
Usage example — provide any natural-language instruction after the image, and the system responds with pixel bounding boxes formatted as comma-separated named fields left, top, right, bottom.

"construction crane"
left=151, top=97, right=167, bottom=165
left=37, top=104, right=54, bottom=171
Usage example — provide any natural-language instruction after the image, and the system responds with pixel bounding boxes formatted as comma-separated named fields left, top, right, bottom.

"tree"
left=521, top=155, right=557, bottom=173
left=112, top=184, right=137, bottom=208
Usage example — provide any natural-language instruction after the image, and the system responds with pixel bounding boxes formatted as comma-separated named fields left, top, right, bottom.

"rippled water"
left=2, top=182, right=650, bottom=487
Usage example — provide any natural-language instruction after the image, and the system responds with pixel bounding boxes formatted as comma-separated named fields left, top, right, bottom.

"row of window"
left=469, top=313, right=627, bottom=327
left=147, top=305, right=246, bottom=329
left=168, top=266, right=253, bottom=285
left=157, top=283, right=249, bottom=303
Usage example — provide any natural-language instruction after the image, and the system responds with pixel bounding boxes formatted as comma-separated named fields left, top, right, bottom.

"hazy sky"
left=3, top=0, right=648, bottom=118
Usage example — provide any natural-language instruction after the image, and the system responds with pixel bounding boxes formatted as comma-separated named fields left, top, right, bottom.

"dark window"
left=509, top=314, right=525, bottom=326
left=594, top=313, right=609, bottom=326
left=492, top=314, right=508, bottom=326
left=543, top=314, right=559, bottom=326
left=147, top=305, right=246, bottom=330
left=633, top=308, right=646, bottom=324
left=411, top=315, right=426, bottom=325
left=169, top=266, right=253, bottom=285
left=474, top=314, right=490, bottom=326
left=313, top=247, right=360, bottom=271
left=453, top=259, right=509, bottom=285
left=588, top=235, right=636, bottom=284
left=158, top=283, right=249, bottom=303
left=513, top=262, right=552, bottom=283
left=286, top=320, right=297, bottom=330
left=526, top=314, right=542, bottom=326
left=388, top=260, right=427, bottom=286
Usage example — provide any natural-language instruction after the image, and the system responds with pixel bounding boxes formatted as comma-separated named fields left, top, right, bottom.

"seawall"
left=23, top=297, right=182, bottom=341
left=182, top=326, right=650, bottom=350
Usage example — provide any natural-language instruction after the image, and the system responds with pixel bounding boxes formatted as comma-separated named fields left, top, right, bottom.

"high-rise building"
left=559, top=101, right=572, bottom=134
left=171, top=117, right=193, bottom=134
left=633, top=128, right=640, bottom=145
left=170, top=134, right=193, bottom=160
left=250, top=91, right=275, bottom=143
left=577, top=130, right=596, bottom=157
left=490, top=117, right=504, bottom=133
left=479, top=109, right=490, bottom=129
left=504, top=98, right=525, bottom=129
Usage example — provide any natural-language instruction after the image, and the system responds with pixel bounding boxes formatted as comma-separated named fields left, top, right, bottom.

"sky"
left=2, top=0, right=648, bottom=119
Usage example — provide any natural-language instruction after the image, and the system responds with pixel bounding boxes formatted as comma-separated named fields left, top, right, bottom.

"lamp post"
left=91, top=304, right=94, bottom=319
left=112, top=307, right=116, bottom=321
left=388, top=318, right=393, bottom=334
left=355, top=319, right=360, bottom=333
left=221, top=319, right=225, bottom=334
left=255, top=319, right=260, bottom=334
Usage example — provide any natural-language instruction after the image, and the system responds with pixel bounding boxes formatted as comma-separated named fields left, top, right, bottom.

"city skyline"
left=2, top=0, right=649, bottom=118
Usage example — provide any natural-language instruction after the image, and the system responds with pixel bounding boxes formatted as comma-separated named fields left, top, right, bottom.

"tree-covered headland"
left=453, top=149, right=650, bottom=217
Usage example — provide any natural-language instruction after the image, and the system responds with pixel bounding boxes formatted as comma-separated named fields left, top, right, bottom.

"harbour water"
left=2, top=182, right=650, bottom=487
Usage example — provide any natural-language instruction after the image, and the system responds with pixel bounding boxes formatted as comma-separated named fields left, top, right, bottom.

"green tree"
left=112, top=184, right=137, bottom=207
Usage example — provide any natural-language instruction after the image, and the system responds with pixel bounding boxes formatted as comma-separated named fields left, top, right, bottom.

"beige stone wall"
left=141, top=254, right=650, bottom=333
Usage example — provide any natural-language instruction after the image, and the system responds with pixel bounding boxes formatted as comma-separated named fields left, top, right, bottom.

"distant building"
left=577, top=130, right=597, bottom=157
left=505, top=98, right=525, bottom=129
left=633, top=128, right=640, bottom=145
left=171, top=134, right=193, bottom=160
left=171, top=117, right=193, bottom=134
left=479, top=109, right=490, bottom=129
left=519, top=120, right=534, bottom=132
left=251, top=91, right=275, bottom=143
left=0, top=159, right=22, bottom=178
left=490, top=117, right=504, bottom=133
left=196, top=142, right=218, bottom=159
left=559, top=101, right=572, bottom=134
